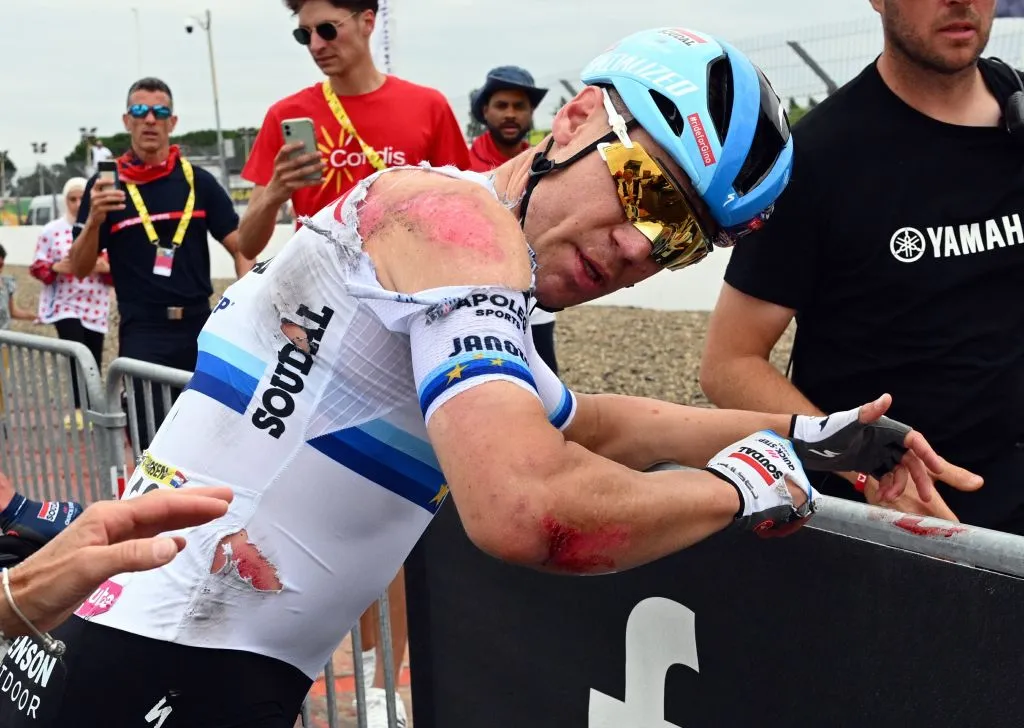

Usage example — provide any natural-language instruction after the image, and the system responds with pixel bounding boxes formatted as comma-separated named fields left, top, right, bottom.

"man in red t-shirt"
left=467, top=66, right=548, bottom=173
left=238, top=2, right=468, bottom=724
left=238, top=0, right=470, bottom=261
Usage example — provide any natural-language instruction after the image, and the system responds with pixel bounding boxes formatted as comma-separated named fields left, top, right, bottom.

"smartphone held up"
left=97, top=160, right=119, bottom=190
left=281, top=117, right=323, bottom=183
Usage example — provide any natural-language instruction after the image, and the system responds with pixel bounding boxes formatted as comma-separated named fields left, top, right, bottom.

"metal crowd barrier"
left=105, top=357, right=191, bottom=466
left=0, top=330, right=407, bottom=728
left=0, top=330, right=113, bottom=505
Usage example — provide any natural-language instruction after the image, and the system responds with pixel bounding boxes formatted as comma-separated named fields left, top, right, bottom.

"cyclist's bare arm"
left=565, top=393, right=795, bottom=471
left=429, top=383, right=744, bottom=573
left=364, top=172, right=763, bottom=575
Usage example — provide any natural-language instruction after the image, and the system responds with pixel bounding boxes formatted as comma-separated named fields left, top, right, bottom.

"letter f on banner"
left=146, top=696, right=173, bottom=728
left=589, top=597, right=699, bottom=728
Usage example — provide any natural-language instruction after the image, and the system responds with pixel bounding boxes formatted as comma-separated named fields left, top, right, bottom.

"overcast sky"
left=1, top=0, right=885, bottom=170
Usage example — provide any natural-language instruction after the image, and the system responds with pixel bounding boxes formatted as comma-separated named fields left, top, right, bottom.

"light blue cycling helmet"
left=580, top=27, right=793, bottom=243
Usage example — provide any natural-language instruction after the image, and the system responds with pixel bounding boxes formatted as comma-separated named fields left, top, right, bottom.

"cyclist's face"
left=524, top=89, right=712, bottom=310
left=874, top=0, right=995, bottom=73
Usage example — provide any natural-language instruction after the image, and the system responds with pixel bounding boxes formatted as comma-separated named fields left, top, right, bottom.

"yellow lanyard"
left=124, top=158, right=196, bottom=249
left=321, top=80, right=388, bottom=172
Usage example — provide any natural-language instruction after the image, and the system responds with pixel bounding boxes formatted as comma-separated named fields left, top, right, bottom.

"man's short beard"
left=487, top=122, right=529, bottom=146
left=884, top=6, right=989, bottom=75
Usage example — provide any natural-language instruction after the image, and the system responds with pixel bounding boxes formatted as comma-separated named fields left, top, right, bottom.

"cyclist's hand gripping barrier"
left=790, top=408, right=911, bottom=478
left=705, top=430, right=818, bottom=537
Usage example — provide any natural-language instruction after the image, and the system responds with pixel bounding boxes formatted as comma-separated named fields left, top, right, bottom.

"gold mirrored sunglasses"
left=597, top=139, right=715, bottom=271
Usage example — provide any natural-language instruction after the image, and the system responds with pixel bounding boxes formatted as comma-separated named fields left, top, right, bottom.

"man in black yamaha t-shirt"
left=699, top=1, right=1024, bottom=531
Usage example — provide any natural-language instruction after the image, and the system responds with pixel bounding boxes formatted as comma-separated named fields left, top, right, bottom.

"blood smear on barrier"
left=894, top=516, right=966, bottom=538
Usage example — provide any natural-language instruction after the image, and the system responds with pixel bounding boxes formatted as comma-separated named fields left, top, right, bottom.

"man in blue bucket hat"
left=468, top=66, right=549, bottom=173
left=468, top=65, right=561, bottom=374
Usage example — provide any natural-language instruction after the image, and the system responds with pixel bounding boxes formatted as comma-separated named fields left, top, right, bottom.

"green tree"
left=13, top=165, right=63, bottom=197
left=64, top=133, right=131, bottom=168
left=63, top=127, right=260, bottom=167
left=0, top=154, right=16, bottom=180
left=786, top=97, right=817, bottom=126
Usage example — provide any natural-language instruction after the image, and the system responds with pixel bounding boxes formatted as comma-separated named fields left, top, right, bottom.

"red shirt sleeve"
left=29, top=226, right=57, bottom=285
left=428, top=94, right=471, bottom=170
left=241, top=106, right=285, bottom=186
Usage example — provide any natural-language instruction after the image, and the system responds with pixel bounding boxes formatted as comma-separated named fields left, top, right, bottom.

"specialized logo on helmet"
left=582, top=54, right=699, bottom=98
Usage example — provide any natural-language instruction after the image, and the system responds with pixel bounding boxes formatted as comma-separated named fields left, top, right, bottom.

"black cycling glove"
left=789, top=407, right=911, bottom=478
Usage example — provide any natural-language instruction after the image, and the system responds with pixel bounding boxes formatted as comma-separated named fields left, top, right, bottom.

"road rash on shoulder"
left=359, top=170, right=533, bottom=294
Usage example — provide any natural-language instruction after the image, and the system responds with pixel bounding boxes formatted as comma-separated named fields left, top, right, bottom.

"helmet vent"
left=648, top=89, right=687, bottom=138
left=706, top=56, right=734, bottom=142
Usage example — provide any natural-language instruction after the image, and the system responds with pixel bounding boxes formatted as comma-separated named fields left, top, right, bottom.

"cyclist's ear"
left=550, top=86, right=606, bottom=148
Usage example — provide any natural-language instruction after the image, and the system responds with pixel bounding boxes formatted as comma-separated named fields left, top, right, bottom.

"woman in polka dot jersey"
left=29, top=177, right=112, bottom=431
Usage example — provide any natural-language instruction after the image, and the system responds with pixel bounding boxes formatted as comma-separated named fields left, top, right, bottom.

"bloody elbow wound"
left=540, top=516, right=629, bottom=574
left=210, top=530, right=283, bottom=592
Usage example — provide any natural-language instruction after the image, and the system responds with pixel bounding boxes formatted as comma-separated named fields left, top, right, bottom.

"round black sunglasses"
left=292, top=12, right=358, bottom=45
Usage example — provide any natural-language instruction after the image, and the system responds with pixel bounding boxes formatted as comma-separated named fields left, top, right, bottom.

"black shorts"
left=0, top=616, right=312, bottom=727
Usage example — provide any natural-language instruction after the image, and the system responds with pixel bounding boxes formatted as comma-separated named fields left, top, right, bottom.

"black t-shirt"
left=725, top=58, right=1024, bottom=474
left=77, top=159, right=239, bottom=306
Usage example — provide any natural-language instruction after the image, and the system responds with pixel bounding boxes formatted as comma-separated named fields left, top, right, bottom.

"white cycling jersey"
left=77, top=165, right=578, bottom=679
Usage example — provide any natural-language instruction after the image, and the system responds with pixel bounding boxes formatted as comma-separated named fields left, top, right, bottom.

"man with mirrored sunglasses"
left=1, top=28, right=962, bottom=728
left=68, top=77, right=252, bottom=450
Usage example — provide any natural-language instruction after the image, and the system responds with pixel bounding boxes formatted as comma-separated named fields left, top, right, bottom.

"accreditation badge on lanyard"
left=124, top=158, right=197, bottom=277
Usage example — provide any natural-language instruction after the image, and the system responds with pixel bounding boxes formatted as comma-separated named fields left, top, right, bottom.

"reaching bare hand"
left=1, top=487, right=233, bottom=636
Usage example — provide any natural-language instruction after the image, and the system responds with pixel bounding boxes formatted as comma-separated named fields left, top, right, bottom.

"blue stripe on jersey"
left=197, top=331, right=266, bottom=379
left=418, top=351, right=535, bottom=416
left=308, top=421, right=449, bottom=514
left=183, top=332, right=265, bottom=414
left=550, top=385, right=575, bottom=429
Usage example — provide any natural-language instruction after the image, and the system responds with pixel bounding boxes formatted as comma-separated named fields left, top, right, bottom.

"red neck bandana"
left=468, top=132, right=529, bottom=172
left=116, top=144, right=182, bottom=184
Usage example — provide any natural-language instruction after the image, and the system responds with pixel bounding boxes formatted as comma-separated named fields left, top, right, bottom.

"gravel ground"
left=5, top=264, right=795, bottom=404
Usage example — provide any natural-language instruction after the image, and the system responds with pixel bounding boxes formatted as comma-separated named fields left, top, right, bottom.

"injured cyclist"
left=0, top=26, right=975, bottom=728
